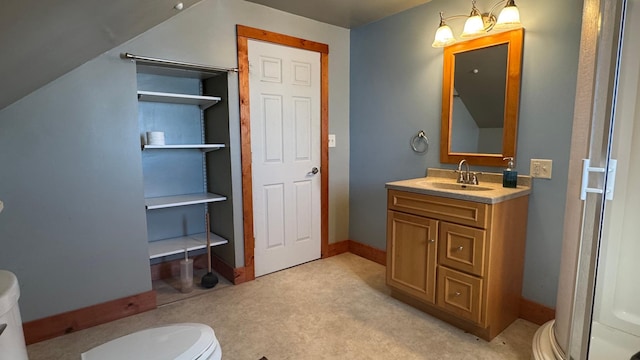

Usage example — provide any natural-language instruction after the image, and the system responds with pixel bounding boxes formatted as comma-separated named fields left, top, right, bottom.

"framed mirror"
left=440, top=28, right=524, bottom=167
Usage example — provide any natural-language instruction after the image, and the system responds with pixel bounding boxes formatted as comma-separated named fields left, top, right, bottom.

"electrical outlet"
left=328, top=134, right=336, bottom=148
left=530, top=159, right=553, bottom=179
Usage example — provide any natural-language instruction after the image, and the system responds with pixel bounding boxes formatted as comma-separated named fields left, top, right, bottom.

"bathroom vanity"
left=385, top=169, right=531, bottom=340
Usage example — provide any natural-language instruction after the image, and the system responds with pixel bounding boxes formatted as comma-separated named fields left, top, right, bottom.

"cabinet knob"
left=454, top=291, right=461, bottom=297
left=429, top=239, right=435, bottom=243
left=456, top=246, right=464, bottom=252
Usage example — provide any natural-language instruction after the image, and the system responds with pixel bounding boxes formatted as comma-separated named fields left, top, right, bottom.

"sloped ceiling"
left=0, top=0, right=431, bottom=111
left=0, top=0, right=201, bottom=111
left=245, top=0, right=431, bottom=28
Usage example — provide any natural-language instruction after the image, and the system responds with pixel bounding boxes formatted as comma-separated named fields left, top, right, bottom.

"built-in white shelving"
left=137, top=90, right=221, bottom=110
left=148, top=232, right=228, bottom=259
left=136, top=60, right=232, bottom=264
left=145, top=193, right=227, bottom=210
left=142, top=144, right=225, bottom=152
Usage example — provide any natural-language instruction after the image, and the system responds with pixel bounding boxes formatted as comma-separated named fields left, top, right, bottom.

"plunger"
left=201, top=212, right=219, bottom=289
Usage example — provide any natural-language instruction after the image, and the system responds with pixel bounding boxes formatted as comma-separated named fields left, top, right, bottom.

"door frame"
left=237, top=25, right=329, bottom=281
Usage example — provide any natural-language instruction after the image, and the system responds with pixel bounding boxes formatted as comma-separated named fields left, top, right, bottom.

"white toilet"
left=81, top=323, right=221, bottom=360
left=0, top=270, right=29, bottom=360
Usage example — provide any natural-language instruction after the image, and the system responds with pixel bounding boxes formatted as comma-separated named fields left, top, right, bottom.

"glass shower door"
left=569, top=0, right=640, bottom=358
left=587, top=0, right=640, bottom=357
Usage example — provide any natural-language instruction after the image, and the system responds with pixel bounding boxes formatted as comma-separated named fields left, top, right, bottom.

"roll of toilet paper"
left=146, top=131, right=165, bottom=145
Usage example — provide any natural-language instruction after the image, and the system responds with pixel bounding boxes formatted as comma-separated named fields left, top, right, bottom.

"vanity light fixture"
left=431, top=0, right=521, bottom=48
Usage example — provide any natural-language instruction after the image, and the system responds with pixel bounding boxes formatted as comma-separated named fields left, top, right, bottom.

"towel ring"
left=411, top=130, right=429, bottom=154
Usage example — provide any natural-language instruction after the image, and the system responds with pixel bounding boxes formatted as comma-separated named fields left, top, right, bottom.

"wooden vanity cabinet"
left=386, top=189, right=529, bottom=340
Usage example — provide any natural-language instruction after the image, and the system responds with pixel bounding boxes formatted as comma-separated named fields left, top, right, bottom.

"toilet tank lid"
left=0, top=270, right=20, bottom=316
left=81, top=323, right=217, bottom=360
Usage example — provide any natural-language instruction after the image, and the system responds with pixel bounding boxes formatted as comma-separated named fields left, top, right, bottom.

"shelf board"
left=148, top=232, right=228, bottom=259
left=136, top=62, right=229, bottom=80
left=137, top=90, right=221, bottom=110
left=142, top=144, right=225, bottom=152
left=145, top=193, right=227, bottom=210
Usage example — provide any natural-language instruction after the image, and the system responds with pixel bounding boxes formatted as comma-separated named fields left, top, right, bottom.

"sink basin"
left=416, top=181, right=494, bottom=192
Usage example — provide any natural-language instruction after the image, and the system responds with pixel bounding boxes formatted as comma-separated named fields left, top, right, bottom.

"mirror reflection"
left=440, top=28, right=524, bottom=167
left=450, top=44, right=507, bottom=154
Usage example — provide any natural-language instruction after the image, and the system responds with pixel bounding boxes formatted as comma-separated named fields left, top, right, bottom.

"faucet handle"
left=469, top=172, right=482, bottom=185
left=455, top=170, right=466, bottom=183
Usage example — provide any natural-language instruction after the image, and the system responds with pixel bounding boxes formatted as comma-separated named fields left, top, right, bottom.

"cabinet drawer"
left=437, top=266, right=483, bottom=325
left=388, top=190, right=488, bottom=228
left=438, top=222, right=486, bottom=276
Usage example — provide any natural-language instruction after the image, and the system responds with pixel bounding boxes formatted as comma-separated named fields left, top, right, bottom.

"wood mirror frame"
left=440, top=28, right=524, bottom=167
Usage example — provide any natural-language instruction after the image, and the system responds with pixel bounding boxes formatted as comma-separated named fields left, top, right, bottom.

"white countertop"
left=385, top=168, right=532, bottom=204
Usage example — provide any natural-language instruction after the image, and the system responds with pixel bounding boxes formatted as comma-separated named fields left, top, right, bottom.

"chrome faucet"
left=456, top=159, right=480, bottom=185
left=456, top=159, right=469, bottom=183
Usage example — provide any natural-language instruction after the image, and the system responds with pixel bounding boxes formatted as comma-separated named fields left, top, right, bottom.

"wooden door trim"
left=237, top=25, right=329, bottom=281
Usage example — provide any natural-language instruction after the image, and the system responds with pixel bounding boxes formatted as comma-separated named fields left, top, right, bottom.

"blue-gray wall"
left=0, top=55, right=151, bottom=321
left=121, top=0, right=351, bottom=264
left=0, top=0, right=350, bottom=322
left=349, top=0, right=583, bottom=307
left=0, top=0, right=579, bottom=323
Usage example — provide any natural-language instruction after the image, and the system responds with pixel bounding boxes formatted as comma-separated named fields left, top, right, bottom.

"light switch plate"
left=328, top=134, right=336, bottom=148
left=530, top=159, right=553, bottom=179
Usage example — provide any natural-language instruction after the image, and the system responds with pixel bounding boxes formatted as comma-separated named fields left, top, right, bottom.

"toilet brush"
left=201, top=212, right=219, bottom=289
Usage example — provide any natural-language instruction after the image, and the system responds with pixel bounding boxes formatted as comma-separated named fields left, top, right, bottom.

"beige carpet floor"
left=27, top=253, right=537, bottom=359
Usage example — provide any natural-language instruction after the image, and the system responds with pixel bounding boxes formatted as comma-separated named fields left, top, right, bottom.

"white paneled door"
left=249, top=39, right=321, bottom=277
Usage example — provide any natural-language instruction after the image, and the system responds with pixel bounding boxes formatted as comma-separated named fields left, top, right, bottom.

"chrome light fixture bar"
left=432, top=0, right=521, bottom=48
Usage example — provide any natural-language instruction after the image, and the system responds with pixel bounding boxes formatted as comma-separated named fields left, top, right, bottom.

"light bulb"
left=461, top=15, right=485, bottom=37
left=495, top=0, right=521, bottom=29
left=432, top=25, right=455, bottom=48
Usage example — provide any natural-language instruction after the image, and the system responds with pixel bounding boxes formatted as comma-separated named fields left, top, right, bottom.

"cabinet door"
left=386, top=210, right=438, bottom=303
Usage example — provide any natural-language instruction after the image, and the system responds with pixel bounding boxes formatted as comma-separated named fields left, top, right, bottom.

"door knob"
left=310, top=167, right=319, bottom=175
